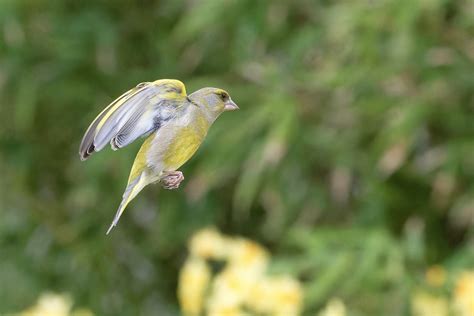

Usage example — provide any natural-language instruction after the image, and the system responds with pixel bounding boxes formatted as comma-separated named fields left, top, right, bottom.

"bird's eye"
left=219, top=92, right=228, bottom=100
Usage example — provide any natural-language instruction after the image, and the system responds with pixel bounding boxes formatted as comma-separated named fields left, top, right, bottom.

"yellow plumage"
left=163, top=124, right=209, bottom=169
left=78, top=79, right=239, bottom=234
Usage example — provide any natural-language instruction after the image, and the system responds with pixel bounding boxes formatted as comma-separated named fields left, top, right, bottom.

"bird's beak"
left=224, top=98, right=239, bottom=111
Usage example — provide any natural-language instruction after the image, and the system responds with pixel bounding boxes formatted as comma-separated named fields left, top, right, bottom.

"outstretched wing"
left=79, top=79, right=187, bottom=160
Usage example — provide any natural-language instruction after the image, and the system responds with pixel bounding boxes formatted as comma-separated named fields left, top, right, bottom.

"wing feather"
left=79, top=79, right=186, bottom=160
left=93, top=87, right=152, bottom=151
left=79, top=88, right=136, bottom=160
left=111, top=107, right=155, bottom=150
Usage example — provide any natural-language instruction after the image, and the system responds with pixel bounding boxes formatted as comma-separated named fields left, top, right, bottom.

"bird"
left=78, top=79, right=239, bottom=234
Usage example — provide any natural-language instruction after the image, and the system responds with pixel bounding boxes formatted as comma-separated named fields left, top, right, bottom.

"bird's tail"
left=106, top=172, right=148, bottom=235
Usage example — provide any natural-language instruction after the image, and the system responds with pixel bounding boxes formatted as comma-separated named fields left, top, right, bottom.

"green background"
left=0, top=0, right=473, bottom=315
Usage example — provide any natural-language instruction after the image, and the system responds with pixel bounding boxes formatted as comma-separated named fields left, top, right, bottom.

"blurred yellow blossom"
left=19, top=292, right=93, bottom=316
left=179, top=228, right=303, bottom=316
left=207, top=306, right=247, bottom=316
left=178, top=257, right=211, bottom=316
left=227, top=238, right=269, bottom=273
left=411, top=291, right=448, bottom=316
left=189, top=228, right=229, bottom=259
left=318, top=298, right=347, bottom=316
left=453, top=271, right=474, bottom=316
left=425, top=265, right=446, bottom=287
left=206, top=267, right=249, bottom=312
left=246, top=276, right=303, bottom=316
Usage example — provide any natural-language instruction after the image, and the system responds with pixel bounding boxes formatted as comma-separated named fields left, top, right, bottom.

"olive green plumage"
left=79, top=79, right=239, bottom=234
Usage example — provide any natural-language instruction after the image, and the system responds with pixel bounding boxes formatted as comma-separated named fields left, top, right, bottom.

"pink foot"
left=160, top=171, right=184, bottom=190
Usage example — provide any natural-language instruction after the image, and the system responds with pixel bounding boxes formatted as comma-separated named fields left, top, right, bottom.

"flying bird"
left=79, top=79, right=239, bottom=234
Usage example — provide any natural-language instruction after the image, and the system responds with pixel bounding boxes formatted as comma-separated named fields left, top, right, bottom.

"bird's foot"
left=160, top=171, right=184, bottom=190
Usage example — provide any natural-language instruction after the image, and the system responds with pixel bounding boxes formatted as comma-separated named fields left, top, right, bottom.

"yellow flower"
left=425, top=265, right=446, bottom=287
left=178, top=257, right=211, bottom=316
left=20, top=293, right=72, bottom=316
left=189, top=228, right=229, bottom=259
left=179, top=228, right=303, bottom=316
left=453, top=271, right=474, bottom=316
left=318, top=298, right=347, bottom=316
left=20, top=292, right=93, bottom=316
left=205, top=237, right=271, bottom=312
left=207, top=306, right=248, bottom=316
left=206, top=266, right=256, bottom=312
left=246, top=276, right=303, bottom=316
left=411, top=291, right=448, bottom=316
left=227, top=237, right=269, bottom=274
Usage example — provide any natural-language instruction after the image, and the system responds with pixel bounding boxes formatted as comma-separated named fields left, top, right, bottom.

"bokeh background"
left=0, top=0, right=473, bottom=315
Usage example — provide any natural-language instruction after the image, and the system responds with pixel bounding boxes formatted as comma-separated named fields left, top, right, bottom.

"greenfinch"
left=79, top=79, right=238, bottom=234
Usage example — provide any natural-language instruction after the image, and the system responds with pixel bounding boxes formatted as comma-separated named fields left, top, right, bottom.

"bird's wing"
left=79, top=79, right=187, bottom=160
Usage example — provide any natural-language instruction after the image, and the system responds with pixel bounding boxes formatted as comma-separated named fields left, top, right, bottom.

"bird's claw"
left=160, top=171, right=184, bottom=190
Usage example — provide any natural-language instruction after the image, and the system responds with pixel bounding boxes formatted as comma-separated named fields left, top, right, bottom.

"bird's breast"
left=161, top=126, right=204, bottom=169
left=146, top=110, right=210, bottom=172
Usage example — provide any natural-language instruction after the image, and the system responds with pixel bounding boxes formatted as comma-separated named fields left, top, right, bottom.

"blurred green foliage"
left=0, top=0, right=473, bottom=315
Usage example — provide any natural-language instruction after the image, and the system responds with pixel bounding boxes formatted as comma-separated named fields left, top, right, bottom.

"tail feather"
left=106, top=173, right=147, bottom=235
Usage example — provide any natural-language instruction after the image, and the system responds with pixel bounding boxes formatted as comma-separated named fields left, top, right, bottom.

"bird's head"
left=188, top=87, right=239, bottom=119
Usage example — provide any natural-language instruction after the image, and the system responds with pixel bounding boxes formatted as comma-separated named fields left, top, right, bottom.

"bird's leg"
left=160, top=171, right=185, bottom=190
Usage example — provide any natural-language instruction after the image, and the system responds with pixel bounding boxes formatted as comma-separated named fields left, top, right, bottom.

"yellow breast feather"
left=163, top=127, right=204, bottom=170
left=162, top=113, right=210, bottom=170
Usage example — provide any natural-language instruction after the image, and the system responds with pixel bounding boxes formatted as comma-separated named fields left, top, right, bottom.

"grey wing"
left=79, top=82, right=180, bottom=160
left=109, top=100, right=177, bottom=150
